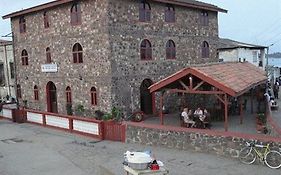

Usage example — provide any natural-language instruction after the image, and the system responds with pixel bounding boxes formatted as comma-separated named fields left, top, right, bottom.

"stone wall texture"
left=126, top=123, right=281, bottom=159
left=11, top=0, right=220, bottom=116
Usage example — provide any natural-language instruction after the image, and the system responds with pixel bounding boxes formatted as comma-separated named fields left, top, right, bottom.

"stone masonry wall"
left=10, top=0, right=221, bottom=117
left=126, top=123, right=281, bottom=159
left=12, top=0, right=112, bottom=115
left=108, top=0, right=219, bottom=115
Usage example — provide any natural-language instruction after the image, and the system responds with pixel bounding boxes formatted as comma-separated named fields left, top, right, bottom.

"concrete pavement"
left=0, top=119, right=280, bottom=175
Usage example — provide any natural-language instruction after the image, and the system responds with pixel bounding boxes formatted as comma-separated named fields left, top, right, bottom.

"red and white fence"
left=1, top=106, right=104, bottom=140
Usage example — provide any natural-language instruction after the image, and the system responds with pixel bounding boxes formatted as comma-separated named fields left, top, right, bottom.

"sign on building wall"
left=41, top=64, right=58, bottom=73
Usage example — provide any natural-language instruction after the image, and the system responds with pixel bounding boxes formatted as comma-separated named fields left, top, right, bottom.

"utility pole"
left=266, top=44, right=274, bottom=81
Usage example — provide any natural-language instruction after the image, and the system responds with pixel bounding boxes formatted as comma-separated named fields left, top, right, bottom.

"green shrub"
left=257, top=113, right=266, bottom=124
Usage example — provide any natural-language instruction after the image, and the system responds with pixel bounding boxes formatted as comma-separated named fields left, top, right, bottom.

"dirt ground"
left=0, top=119, right=280, bottom=175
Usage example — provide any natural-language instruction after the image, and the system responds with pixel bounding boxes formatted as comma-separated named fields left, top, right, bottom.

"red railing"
left=0, top=105, right=126, bottom=142
left=103, top=121, right=126, bottom=142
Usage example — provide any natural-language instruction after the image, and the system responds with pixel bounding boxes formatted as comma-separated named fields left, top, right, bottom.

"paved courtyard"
left=0, top=119, right=280, bottom=175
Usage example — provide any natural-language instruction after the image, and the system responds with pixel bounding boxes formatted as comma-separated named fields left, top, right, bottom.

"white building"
left=218, top=38, right=266, bottom=70
left=268, top=58, right=281, bottom=83
left=0, top=39, right=15, bottom=100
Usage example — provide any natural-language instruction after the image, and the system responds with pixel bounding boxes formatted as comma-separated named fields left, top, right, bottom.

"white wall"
left=219, top=49, right=238, bottom=62
left=0, top=43, right=15, bottom=100
left=219, top=48, right=266, bottom=70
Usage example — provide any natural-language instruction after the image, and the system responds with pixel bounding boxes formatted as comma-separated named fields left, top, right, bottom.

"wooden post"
left=189, top=76, right=193, bottom=89
left=159, top=93, right=164, bottom=125
left=239, top=97, right=243, bottom=124
left=224, top=94, right=228, bottom=132
left=251, top=89, right=254, bottom=114
left=152, top=92, right=156, bottom=115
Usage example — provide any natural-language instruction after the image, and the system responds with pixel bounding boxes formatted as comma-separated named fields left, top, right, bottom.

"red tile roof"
left=3, top=0, right=226, bottom=19
left=149, top=62, right=267, bottom=97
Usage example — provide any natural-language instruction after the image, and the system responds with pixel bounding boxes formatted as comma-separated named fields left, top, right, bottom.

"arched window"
left=21, top=50, right=28, bottom=65
left=90, top=87, right=97, bottom=106
left=70, top=3, right=81, bottom=25
left=34, top=85, right=39, bottom=101
left=165, top=5, right=175, bottom=22
left=166, top=40, right=176, bottom=60
left=72, top=43, right=83, bottom=63
left=43, top=11, right=50, bottom=28
left=202, top=41, right=210, bottom=58
left=66, top=86, right=72, bottom=104
left=201, top=11, right=209, bottom=26
left=46, top=47, right=51, bottom=63
left=140, top=39, right=152, bottom=60
left=139, top=2, right=151, bottom=22
left=19, top=16, right=26, bottom=33
left=17, top=84, right=22, bottom=99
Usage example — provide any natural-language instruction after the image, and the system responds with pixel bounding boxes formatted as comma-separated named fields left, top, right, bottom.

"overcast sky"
left=1, top=0, right=281, bottom=53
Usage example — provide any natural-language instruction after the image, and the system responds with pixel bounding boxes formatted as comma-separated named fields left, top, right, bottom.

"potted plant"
left=75, top=104, right=85, bottom=116
left=66, top=103, right=73, bottom=115
left=102, top=107, right=122, bottom=122
left=256, top=113, right=266, bottom=133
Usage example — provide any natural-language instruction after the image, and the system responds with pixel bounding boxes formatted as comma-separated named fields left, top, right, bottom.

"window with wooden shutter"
left=140, top=39, right=152, bottom=60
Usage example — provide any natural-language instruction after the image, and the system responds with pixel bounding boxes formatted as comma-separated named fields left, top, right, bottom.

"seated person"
left=194, top=107, right=203, bottom=118
left=181, top=108, right=195, bottom=128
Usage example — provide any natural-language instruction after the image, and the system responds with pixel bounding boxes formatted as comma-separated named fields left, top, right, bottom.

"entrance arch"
left=140, top=79, right=154, bottom=114
left=46, top=81, right=58, bottom=113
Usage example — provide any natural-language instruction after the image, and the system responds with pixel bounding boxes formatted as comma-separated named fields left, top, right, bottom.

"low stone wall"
left=126, top=122, right=281, bottom=159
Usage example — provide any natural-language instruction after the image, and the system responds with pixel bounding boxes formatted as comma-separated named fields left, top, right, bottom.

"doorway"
left=46, top=81, right=58, bottom=113
left=140, top=79, right=154, bottom=114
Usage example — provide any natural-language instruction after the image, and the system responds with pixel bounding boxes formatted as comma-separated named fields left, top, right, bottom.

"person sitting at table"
left=202, top=109, right=211, bottom=128
left=181, top=108, right=195, bottom=128
left=194, top=107, right=203, bottom=118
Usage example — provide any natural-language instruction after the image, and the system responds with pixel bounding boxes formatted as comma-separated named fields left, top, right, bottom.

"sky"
left=0, top=0, right=281, bottom=53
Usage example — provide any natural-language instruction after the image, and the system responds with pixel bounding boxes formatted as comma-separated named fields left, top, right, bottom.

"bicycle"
left=239, top=141, right=281, bottom=169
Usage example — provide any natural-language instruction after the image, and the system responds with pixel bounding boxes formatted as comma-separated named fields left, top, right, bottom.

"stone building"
left=3, top=0, right=226, bottom=116
left=0, top=40, right=15, bottom=101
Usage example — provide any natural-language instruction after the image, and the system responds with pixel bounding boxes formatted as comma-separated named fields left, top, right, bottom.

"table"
left=124, top=165, right=169, bottom=175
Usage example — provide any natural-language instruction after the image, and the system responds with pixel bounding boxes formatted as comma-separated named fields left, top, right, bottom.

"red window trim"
left=70, top=3, right=82, bottom=26
left=44, top=11, right=50, bottom=28
left=21, top=50, right=28, bottom=66
left=66, top=86, right=72, bottom=104
left=46, top=47, right=51, bottom=63
left=202, top=41, right=210, bottom=58
left=140, top=39, right=152, bottom=60
left=139, top=2, right=151, bottom=22
left=72, top=43, right=83, bottom=63
left=91, top=87, right=97, bottom=106
left=166, top=40, right=176, bottom=60
left=165, top=5, right=175, bottom=23
left=201, top=11, right=209, bottom=26
left=19, top=16, right=26, bottom=33
left=34, top=85, right=39, bottom=101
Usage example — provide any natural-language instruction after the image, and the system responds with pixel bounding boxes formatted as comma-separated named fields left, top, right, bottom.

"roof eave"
left=153, top=0, right=227, bottom=13
left=2, top=0, right=74, bottom=19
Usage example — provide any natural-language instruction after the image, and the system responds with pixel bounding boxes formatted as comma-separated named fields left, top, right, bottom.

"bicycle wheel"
left=239, top=147, right=256, bottom=164
left=265, top=150, right=281, bottom=169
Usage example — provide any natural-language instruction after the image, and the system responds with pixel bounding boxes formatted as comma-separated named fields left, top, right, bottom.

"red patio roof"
left=149, top=62, right=267, bottom=97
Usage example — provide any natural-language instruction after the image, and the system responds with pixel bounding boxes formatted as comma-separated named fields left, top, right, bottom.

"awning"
left=149, top=62, right=267, bottom=97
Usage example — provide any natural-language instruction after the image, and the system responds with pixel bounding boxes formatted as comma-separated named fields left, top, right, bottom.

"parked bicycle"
left=239, top=141, right=281, bottom=169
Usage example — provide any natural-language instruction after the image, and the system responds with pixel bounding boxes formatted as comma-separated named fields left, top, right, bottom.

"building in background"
left=3, top=0, right=226, bottom=116
left=218, top=38, right=266, bottom=70
left=0, top=39, right=15, bottom=101
left=268, top=57, right=281, bottom=83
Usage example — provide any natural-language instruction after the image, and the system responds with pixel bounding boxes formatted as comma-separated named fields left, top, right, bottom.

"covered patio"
left=148, top=62, right=267, bottom=132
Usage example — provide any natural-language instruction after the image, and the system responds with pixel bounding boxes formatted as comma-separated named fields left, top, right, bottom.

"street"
left=0, top=119, right=280, bottom=175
